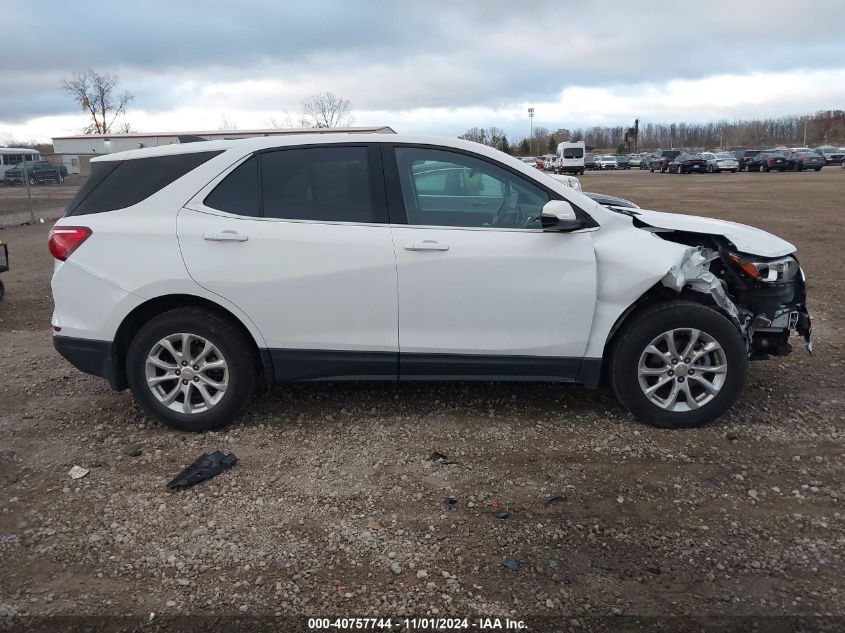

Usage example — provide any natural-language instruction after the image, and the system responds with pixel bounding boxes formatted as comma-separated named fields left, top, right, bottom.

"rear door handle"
left=203, top=230, right=249, bottom=242
left=403, top=240, right=449, bottom=252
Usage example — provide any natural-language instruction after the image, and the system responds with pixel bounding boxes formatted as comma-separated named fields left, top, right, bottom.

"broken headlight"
left=728, top=253, right=800, bottom=283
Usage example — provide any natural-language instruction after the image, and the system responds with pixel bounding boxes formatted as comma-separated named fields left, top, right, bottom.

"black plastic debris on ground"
left=494, top=509, right=510, bottom=520
left=166, top=451, right=237, bottom=490
left=502, top=558, right=520, bottom=571
left=544, top=495, right=566, bottom=507
left=429, top=451, right=458, bottom=465
left=443, top=496, right=458, bottom=510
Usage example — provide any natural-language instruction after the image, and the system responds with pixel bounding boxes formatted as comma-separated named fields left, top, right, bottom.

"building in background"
left=51, top=126, right=396, bottom=175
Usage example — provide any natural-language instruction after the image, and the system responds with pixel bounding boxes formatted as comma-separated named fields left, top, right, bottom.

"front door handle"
left=203, top=230, right=249, bottom=242
left=403, top=240, right=449, bottom=252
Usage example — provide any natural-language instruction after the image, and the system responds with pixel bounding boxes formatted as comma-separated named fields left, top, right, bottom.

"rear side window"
left=261, top=147, right=374, bottom=223
left=204, top=156, right=259, bottom=216
left=66, top=151, right=222, bottom=216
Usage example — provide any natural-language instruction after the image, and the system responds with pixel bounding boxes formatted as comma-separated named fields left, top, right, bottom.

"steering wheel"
left=490, top=194, right=524, bottom=228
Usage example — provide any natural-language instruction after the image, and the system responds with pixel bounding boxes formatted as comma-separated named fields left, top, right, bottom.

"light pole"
left=528, top=107, right=534, bottom=156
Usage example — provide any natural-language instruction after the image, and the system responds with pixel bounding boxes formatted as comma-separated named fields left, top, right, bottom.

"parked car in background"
left=747, top=152, right=787, bottom=172
left=558, top=141, right=586, bottom=175
left=615, top=155, right=631, bottom=170
left=649, top=150, right=681, bottom=173
left=3, top=160, right=67, bottom=185
left=700, top=152, right=739, bottom=173
left=48, top=133, right=812, bottom=431
left=628, top=154, right=642, bottom=168
left=783, top=150, right=824, bottom=172
left=639, top=153, right=654, bottom=170
left=544, top=155, right=560, bottom=172
left=595, top=156, right=619, bottom=170
left=733, top=149, right=762, bottom=171
left=667, top=153, right=708, bottom=174
left=584, top=154, right=597, bottom=170
left=813, top=146, right=844, bottom=165
left=519, top=156, right=541, bottom=169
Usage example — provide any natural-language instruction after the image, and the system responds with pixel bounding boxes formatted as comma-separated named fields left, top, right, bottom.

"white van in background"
left=0, top=148, right=41, bottom=179
left=557, top=141, right=585, bottom=175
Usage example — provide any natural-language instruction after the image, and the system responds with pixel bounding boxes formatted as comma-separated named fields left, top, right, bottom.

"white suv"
left=595, top=155, right=619, bottom=170
left=50, top=134, right=811, bottom=431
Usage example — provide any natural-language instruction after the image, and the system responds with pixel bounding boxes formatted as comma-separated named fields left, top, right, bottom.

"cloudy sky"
left=3, top=1, right=845, bottom=142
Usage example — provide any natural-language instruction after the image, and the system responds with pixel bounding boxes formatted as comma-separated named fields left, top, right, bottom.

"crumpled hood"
left=632, top=208, right=796, bottom=258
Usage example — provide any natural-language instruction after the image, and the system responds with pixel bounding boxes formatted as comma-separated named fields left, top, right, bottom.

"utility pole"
left=803, top=119, right=807, bottom=147
left=22, top=159, right=35, bottom=224
left=528, top=107, right=534, bottom=156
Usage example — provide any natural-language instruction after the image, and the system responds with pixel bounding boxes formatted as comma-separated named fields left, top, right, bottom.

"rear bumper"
left=53, top=335, right=126, bottom=390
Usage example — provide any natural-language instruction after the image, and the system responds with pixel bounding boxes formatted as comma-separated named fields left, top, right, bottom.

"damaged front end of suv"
left=608, top=201, right=813, bottom=360
left=661, top=244, right=812, bottom=358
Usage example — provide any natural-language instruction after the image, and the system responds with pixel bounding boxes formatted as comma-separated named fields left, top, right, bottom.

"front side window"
left=261, top=147, right=374, bottom=223
left=395, top=147, right=549, bottom=229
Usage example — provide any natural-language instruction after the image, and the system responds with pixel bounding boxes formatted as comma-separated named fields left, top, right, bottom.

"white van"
left=557, top=141, right=585, bottom=174
left=0, top=148, right=41, bottom=179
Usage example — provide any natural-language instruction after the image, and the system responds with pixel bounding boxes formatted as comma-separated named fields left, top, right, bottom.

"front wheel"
left=609, top=301, right=747, bottom=428
left=126, top=308, right=258, bottom=431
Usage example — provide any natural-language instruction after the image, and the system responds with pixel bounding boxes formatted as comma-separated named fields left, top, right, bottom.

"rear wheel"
left=126, top=308, right=257, bottom=431
left=609, top=301, right=747, bottom=428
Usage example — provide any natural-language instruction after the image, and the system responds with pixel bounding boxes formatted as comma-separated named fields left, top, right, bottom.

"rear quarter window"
left=66, top=151, right=222, bottom=216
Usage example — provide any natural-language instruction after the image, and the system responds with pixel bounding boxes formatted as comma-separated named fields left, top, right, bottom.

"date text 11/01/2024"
left=308, top=617, right=527, bottom=630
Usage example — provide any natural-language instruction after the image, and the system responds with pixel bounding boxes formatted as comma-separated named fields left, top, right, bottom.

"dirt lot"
left=0, top=176, right=84, bottom=224
left=1, top=169, right=843, bottom=632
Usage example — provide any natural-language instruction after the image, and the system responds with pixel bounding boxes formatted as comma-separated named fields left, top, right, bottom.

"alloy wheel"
left=145, top=333, right=229, bottom=414
left=637, top=328, right=727, bottom=412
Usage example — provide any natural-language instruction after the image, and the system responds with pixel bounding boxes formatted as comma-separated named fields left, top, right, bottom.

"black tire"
left=609, top=301, right=747, bottom=429
left=814, top=167, right=821, bottom=172
left=0, top=278, right=5, bottom=301
left=126, top=307, right=258, bottom=431
left=731, top=169, right=737, bottom=173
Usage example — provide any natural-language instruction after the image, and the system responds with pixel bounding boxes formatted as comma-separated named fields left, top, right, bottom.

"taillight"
left=49, top=226, right=92, bottom=261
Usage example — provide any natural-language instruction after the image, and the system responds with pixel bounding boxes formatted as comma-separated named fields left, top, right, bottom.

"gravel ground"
left=0, top=176, right=84, bottom=225
left=0, top=169, right=843, bottom=632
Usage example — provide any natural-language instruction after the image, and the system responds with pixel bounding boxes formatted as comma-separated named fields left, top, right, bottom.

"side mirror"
left=540, top=200, right=581, bottom=231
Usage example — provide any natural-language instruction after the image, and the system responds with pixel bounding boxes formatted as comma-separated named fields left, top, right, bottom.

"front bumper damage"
left=661, top=246, right=812, bottom=357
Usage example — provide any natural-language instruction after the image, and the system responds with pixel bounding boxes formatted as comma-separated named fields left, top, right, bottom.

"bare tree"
left=218, top=115, right=239, bottom=131
left=116, top=119, right=135, bottom=133
left=265, top=110, right=308, bottom=129
left=60, top=69, right=134, bottom=134
left=301, top=92, right=355, bottom=128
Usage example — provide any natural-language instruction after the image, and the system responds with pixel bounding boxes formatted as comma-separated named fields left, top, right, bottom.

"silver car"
left=700, top=152, right=739, bottom=173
